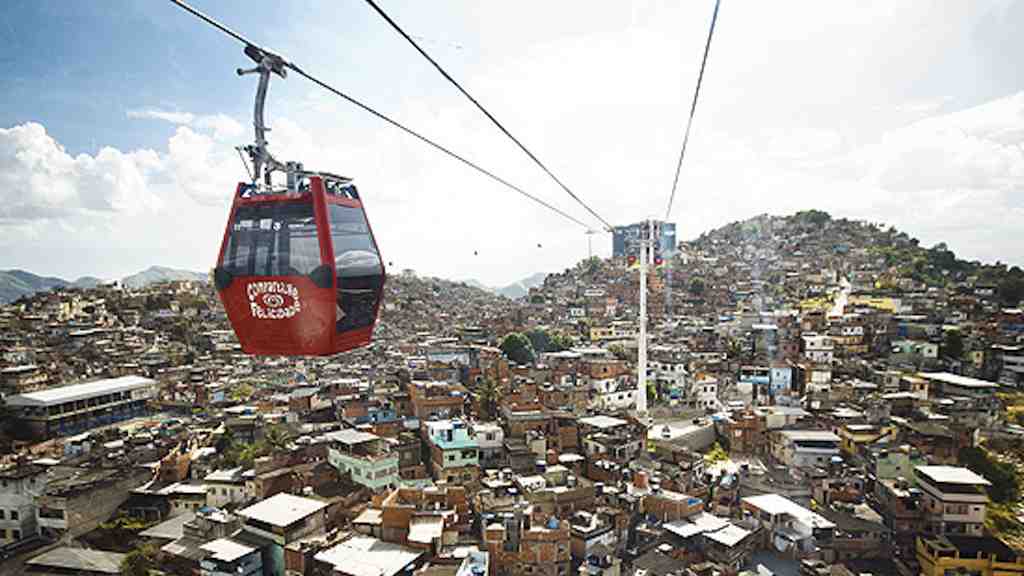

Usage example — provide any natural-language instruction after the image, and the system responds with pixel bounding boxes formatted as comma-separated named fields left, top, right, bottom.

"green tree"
left=264, top=425, right=291, bottom=451
left=705, top=442, right=729, bottom=463
left=525, top=329, right=554, bottom=354
left=121, top=543, right=157, bottom=576
left=958, top=447, right=1020, bottom=503
left=550, top=332, right=575, bottom=352
left=942, top=330, right=965, bottom=360
left=500, top=333, right=535, bottom=365
left=999, top=276, right=1024, bottom=306
left=608, top=343, right=629, bottom=361
left=647, top=381, right=659, bottom=406
left=796, top=209, right=831, bottom=227
left=476, top=379, right=501, bottom=420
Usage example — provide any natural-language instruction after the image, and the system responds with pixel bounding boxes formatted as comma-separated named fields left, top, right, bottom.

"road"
left=829, top=276, right=851, bottom=318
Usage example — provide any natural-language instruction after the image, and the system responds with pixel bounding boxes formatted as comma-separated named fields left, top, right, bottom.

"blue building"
left=612, top=221, right=676, bottom=259
left=5, top=376, right=156, bottom=439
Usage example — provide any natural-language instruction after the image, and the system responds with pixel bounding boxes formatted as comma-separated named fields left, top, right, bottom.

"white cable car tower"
left=636, top=219, right=657, bottom=415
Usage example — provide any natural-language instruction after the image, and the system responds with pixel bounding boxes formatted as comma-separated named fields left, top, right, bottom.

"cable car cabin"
left=214, top=174, right=384, bottom=356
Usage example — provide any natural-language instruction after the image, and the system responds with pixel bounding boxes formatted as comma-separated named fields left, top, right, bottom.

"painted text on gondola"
left=246, top=281, right=302, bottom=320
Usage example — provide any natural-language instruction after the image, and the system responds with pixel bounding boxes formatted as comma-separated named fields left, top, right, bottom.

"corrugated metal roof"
left=5, top=375, right=155, bottom=407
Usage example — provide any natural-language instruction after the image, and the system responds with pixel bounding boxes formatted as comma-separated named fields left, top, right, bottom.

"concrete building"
left=919, top=372, right=1000, bottom=400
left=236, top=493, right=329, bottom=576
left=741, top=494, right=835, bottom=558
left=917, top=534, right=1024, bottom=576
left=0, top=465, right=46, bottom=546
left=425, top=419, right=480, bottom=485
left=484, top=504, right=572, bottom=576
left=771, top=430, right=841, bottom=468
left=476, top=423, right=506, bottom=469
left=313, top=534, right=425, bottom=576
left=612, top=221, right=675, bottom=260
left=916, top=465, right=990, bottom=536
left=578, top=416, right=643, bottom=464
left=325, top=429, right=399, bottom=491
left=801, top=334, right=834, bottom=364
left=37, top=465, right=153, bottom=540
left=202, top=468, right=248, bottom=509
left=199, top=538, right=262, bottom=576
left=408, top=381, right=467, bottom=420
left=5, top=375, right=156, bottom=439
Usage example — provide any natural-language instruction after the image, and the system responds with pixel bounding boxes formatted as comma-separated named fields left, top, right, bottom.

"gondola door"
left=319, top=178, right=385, bottom=354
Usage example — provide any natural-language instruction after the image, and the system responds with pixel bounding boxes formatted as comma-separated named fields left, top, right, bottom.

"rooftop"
left=916, top=465, right=992, bottom=486
left=703, top=523, right=752, bottom=547
left=578, top=415, right=629, bottom=429
left=324, top=429, right=382, bottom=446
left=201, top=538, right=257, bottom=563
left=139, top=511, right=195, bottom=540
left=5, top=375, right=155, bottom=407
left=779, top=430, right=840, bottom=442
left=26, top=547, right=126, bottom=574
left=314, top=535, right=424, bottom=576
left=920, top=372, right=1000, bottom=389
left=742, top=494, right=835, bottom=529
left=238, top=493, right=329, bottom=527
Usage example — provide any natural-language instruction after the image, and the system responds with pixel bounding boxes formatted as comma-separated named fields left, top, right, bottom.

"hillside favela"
left=3, top=2, right=1024, bottom=576
left=2, top=211, right=1023, bottom=576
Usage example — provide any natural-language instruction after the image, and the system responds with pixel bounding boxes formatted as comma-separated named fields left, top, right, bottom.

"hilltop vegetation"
left=694, top=210, right=1024, bottom=303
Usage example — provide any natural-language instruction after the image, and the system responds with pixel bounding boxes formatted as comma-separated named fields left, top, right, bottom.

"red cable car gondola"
left=213, top=46, right=384, bottom=356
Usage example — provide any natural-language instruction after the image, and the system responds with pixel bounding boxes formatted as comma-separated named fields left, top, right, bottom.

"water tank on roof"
left=547, top=517, right=560, bottom=530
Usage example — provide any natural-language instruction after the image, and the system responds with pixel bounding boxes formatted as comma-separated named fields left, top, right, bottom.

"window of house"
left=10, top=511, right=17, bottom=521
left=0, top=510, right=4, bottom=520
left=11, top=529, right=18, bottom=540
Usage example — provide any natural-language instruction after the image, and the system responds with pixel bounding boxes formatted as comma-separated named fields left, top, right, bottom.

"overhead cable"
left=363, top=0, right=615, bottom=232
left=664, top=0, right=722, bottom=221
left=166, top=0, right=594, bottom=231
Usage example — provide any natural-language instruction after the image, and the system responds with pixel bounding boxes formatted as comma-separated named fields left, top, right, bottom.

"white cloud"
left=126, top=108, right=195, bottom=124
left=0, top=123, right=163, bottom=221
left=3, top=0, right=1022, bottom=281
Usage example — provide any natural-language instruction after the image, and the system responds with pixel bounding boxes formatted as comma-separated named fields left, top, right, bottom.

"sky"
left=1, top=0, right=1023, bottom=285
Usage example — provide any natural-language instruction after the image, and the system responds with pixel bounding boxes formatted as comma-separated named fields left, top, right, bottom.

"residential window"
left=10, top=511, right=17, bottom=521
left=0, top=510, right=4, bottom=520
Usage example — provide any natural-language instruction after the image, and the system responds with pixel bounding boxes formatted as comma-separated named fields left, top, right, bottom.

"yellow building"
left=848, top=295, right=899, bottom=312
left=838, top=423, right=894, bottom=456
left=589, top=326, right=614, bottom=341
left=917, top=534, right=1024, bottom=576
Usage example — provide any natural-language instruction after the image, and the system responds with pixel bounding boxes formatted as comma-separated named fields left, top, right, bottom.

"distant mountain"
left=0, top=266, right=207, bottom=303
left=121, top=266, right=207, bottom=289
left=461, top=279, right=491, bottom=291
left=0, top=270, right=69, bottom=303
left=459, top=272, right=548, bottom=300
left=71, top=276, right=104, bottom=289
left=496, top=272, right=548, bottom=299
